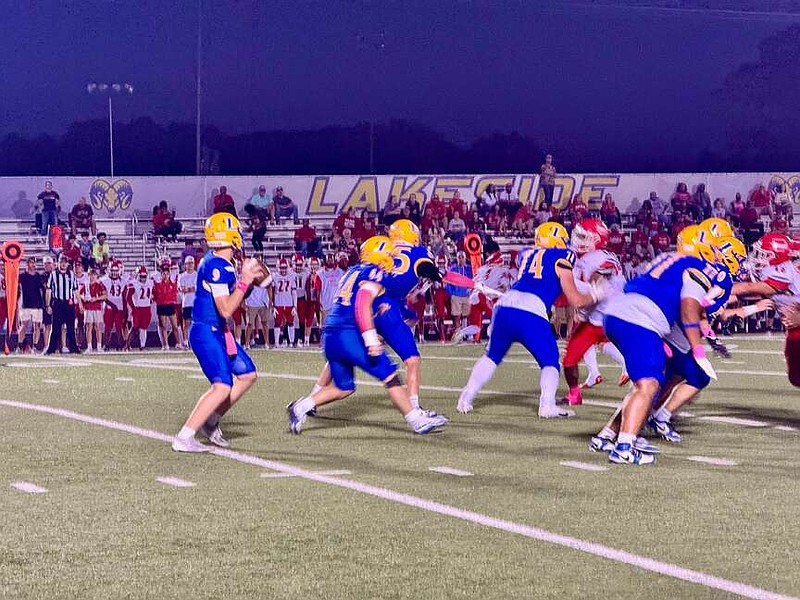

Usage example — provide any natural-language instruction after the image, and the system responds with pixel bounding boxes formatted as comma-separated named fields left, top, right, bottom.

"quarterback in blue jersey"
left=597, top=226, right=722, bottom=464
left=287, top=236, right=449, bottom=435
left=457, top=222, right=603, bottom=418
left=171, top=213, right=264, bottom=453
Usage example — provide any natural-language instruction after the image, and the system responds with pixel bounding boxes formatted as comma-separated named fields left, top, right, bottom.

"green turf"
left=1, top=337, right=798, bottom=599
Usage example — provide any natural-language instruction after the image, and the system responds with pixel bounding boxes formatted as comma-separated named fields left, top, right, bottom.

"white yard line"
left=699, top=416, right=770, bottom=428
left=428, top=466, right=473, bottom=477
left=261, top=469, right=352, bottom=479
left=115, top=377, right=135, bottom=382
left=685, top=456, right=738, bottom=467
left=41, top=379, right=60, bottom=384
left=0, top=399, right=791, bottom=600
left=11, top=481, right=47, bottom=494
left=774, top=425, right=798, bottom=432
left=156, top=476, right=195, bottom=488
left=560, top=461, right=609, bottom=472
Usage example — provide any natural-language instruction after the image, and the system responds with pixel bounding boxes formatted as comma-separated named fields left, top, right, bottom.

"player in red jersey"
left=127, top=266, right=153, bottom=350
left=467, top=251, right=515, bottom=342
left=292, top=255, right=313, bottom=346
left=271, top=258, right=298, bottom=347
left=430, top=255, right=451, bottom=341
left=304, top=256, right=323, bottom=345
left=100, top=260, right=129, bottom=350
left=80, top=268, right=106, bottom=352
left=152, top=258, right=184, bottom=350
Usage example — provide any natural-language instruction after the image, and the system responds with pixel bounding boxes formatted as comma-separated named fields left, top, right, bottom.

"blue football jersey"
left=382, top=243, right=436, bottom=301
left=704, top=265, right=734, bottom=320
left=511, top=247, right=576, bottom=311
left=624, top=252, right=718, bottom=326
left=325, top=264, right=386, bottom=330
left=193, top=250, right=237, bottom=328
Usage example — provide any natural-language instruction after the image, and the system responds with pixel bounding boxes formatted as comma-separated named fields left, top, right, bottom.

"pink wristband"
left=236, top=281, right=249, bottom=293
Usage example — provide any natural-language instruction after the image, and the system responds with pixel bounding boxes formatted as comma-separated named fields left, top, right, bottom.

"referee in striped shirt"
left=45, top=255, right=82, bottom=354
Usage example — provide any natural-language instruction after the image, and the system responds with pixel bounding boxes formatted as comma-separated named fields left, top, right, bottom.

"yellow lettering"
left=305, top=177, right=337, bottom=215
left=431, top=176, right=474, bottom=200
left=342, top=177, right=379, bottom=213
left=389, top=176, right=433, bottom=204
left=517, top=176, right=535, bottom=204
left=578, top=175, right=620, bottom=210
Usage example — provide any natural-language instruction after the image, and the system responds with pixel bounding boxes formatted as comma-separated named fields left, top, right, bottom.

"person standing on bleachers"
left=78, top=231, right=93, bottom=269
left=212, top=185, right=237, bottom=217
left=92, top=232, right=111, bottom=270
left=37, top=181, right=60, bottom=236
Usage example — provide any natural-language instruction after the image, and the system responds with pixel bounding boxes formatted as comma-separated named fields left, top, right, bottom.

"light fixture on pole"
left=86, top=82, right=134, bottom=178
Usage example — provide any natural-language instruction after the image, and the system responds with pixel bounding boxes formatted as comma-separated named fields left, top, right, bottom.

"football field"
left=1, top=336, right=799, bottom=599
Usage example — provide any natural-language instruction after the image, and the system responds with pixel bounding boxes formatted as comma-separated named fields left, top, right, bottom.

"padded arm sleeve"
left=442, top=270, right=474, bottom=289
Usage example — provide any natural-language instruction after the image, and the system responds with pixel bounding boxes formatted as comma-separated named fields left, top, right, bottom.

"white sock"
left=295, top=396, right=315, bottom=416
left=602, top=342, right=626, bottom=367
left=618, top=432, right=636, bottom=446
left=274, top=327, right=281, bottom=345
left=463, top=356, right=497, bottom=399
left=139, top=329, right=146, bottom=348
left=583, top=345, right=600, bottom=378
left=409, top=394, right=420, bottom=409
left=538, top=366, right=560, bottom=410
left=310, top=383, right=323, bottom=396
left=176, top=327, right=185, bottom=346
left=599, top=426, right=617, bottom=440
left=403, top=407, right=424, bottom=427
left=288, top=326, right=295, bottom=344
left=178, top=426, right=196, bottom=439
left=653, top=407, right=672, bottom=422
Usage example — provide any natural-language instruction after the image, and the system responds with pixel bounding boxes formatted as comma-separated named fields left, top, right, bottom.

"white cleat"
left=200, top=424, right=231, bottom=448
left=413, top=412, right=448, bottom=434
left=171, top=436, right=210, bottom=453
left=538, top=407, right=575, bottom=419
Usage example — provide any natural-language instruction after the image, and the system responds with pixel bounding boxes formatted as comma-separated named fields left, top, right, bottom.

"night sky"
left=3, top=1, right=798, bottom=155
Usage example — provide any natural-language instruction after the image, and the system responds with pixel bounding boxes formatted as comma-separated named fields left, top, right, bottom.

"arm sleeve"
left=354, top=283, right=380, bottom=333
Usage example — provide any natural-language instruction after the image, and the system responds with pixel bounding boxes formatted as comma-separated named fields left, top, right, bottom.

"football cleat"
left=589, top=435, right=615, bottom=453
left=456, top=391, right=474, bottom=414
left=580, top=374, right=604, bottom=389
left=413, top=412, right=448, bottom=434
left=200, top=423, right=231, bottom=448
left=708, top=337, right=731, bottom=359
left=538, top=407, right=575, bottom=419
left=560, top=387, right=583, bottom=406
left=287, top=400, right=307, bottom=434
left=171, top=436, right=210, bottom=453
left=617, top=373, right=631, bottom=386
left=647, top=416, right=682, bottom=442
left=634, top=437, right=661, bottom=454
left=608, top=442, right=656, bottom=465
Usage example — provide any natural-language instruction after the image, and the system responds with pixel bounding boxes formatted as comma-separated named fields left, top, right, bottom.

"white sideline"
left=261, top=469, right=352, bottom=479
left=0, top=399, right=794, bottom=600
left=11, top=481, right=47, bottom=494
left=685, top=456, right=738, bottom=467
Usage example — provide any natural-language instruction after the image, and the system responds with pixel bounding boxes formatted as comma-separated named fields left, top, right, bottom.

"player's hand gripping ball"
left=248, top=257, right=273, bottom=288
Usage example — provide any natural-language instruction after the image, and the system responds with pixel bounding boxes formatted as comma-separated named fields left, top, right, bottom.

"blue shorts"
left=323, top=327, right=397, bottom=391
left=604, top=315, right=665, bottom=385
left=374, top=298, right=420, bottom=361
left=665, top=344, right=711, bottom=390
left=485, top=307, right=559, bottom=369
left=189, top=323, right=256, bottom=387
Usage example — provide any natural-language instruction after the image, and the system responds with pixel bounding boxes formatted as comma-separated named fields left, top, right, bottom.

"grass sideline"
left=1, top=337, right=799, bottom=599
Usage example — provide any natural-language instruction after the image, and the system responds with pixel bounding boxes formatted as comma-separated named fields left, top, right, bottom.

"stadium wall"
left=0, top=173, right=797, bottom=220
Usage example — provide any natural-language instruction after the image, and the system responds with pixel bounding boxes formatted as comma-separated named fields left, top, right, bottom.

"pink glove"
left=692, top=345, right=706, bottom=360
left=663, top=342, right=673, bottom=359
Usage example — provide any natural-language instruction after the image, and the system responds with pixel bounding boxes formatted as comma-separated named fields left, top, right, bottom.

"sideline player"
left=101, top=260, right=129, bottom=350
left=127, top=266, right=153, bottom=350
left=178, top=255, right=197, bottom=345
left=457, top=222, right=605, bottom=418
left=287, top=236, right=448, bottom=435
left=271, top=258, right=297, bottom=347
left=171, top=213, right=263, bottom=452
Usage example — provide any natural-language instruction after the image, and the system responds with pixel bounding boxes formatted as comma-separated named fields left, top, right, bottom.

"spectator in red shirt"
left=749, top=184, right=772, bottom=217
left=651, top=229, right=671, bottom=255
left=426, top=193, right=446, bottom=221
left=212, top=185, right=236, bottom=217
left=729, top=192, right=745, bottom=227
left=512, top=202, right=536, bottom=236
left=740, top=201, right=764, bottom=246
left=152, top=261, right=184, bottom=350
left=358, top=215, right=377, bottom=244
left=670, top=213, right=687, bottom=241
left=771, top=215, right=789, bottom=234
left=294, top=219, right=320, bottom=257
left=447, top=190, right=468, bottom=220
left=420, top=206, right=436, bottom=233
left=600, top=193, right=621, bottom=227
left=630, top=224, right=649, bottom=250
left=61, top=234, right=81, bottom=265
left=606, top=224, right=627, bottom=256
left=568, top=194, right=589, bottom=223
left=332, top=207, right=357, bottom=243
left=152, top=201, right=183, bottom=241
left=671, top=182, right=691, bottom=220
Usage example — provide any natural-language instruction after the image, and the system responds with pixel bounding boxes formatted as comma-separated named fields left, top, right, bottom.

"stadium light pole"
left=195, top=0, right=203, bottom=175
left=86, top=82, right=134, bottom=179
left=357, top=31, right=386, bottom=174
